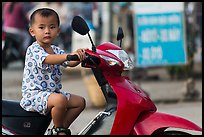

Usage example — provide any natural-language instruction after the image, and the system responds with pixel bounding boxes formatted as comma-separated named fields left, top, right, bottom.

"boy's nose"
left=45, top=28, right=50, bottom=34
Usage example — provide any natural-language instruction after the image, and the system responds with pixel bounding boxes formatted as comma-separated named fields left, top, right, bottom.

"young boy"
left=20, top=8, right=86, bottom=135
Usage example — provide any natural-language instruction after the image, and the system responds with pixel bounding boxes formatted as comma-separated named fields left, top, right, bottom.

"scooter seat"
left=2, top=100, right=50, bottom=117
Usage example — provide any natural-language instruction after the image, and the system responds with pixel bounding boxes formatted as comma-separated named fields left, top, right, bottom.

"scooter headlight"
left=107, top=50, right=134, bottom=70
left=100, top=55, right=121, bottom=66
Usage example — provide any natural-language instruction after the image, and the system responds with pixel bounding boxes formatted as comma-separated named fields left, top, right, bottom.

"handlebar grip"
left=66, top=54, right=80, bottom=61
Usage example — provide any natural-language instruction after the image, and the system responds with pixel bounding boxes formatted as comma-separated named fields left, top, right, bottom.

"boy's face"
left=29, top=13, right=60, bottom=46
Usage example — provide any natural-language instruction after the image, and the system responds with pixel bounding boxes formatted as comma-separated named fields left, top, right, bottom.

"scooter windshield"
left=107, top=50, right=134, bottom=70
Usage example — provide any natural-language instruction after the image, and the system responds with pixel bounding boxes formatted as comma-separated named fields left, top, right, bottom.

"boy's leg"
left=63, top=94, right=86, bottom=128
left=47, top=93, right=68, bottom=128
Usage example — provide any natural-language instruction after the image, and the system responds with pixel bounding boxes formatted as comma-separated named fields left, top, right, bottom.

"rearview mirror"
left=71, top=16, right=90, bottom=35
left=117, top=27, right=124, bottom=41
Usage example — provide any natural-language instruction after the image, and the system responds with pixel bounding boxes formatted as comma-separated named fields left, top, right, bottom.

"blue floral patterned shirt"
left=21, top=41, right=68, bottom=94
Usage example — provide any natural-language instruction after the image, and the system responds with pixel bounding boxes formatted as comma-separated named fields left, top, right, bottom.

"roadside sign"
left=133, top=2, right=187, bottom=67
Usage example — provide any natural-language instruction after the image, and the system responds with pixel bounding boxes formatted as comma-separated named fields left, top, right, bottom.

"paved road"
left=68, top=101, right=202, bottom=135
left=2, top=62, right=202, bottom=135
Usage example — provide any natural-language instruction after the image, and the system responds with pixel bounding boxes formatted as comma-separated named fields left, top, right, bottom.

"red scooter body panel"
left=131, top=111, right=202, bottom=135
left=97, top=42, right=122, bottom=51
left=103, top=74, right=157, bottom=135
left=85, top=43, right=202, bottom=135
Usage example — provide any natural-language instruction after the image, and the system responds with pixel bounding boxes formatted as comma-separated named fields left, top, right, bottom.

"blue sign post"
left=133, top=3, right=187, bottom=67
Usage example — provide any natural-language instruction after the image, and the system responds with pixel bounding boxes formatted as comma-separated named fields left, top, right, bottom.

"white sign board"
left=133, top=2, right=187, bottom=67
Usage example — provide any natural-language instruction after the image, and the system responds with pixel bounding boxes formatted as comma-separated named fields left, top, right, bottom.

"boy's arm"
left=43, top=54, right=67, bottom=65
left=43, top=48, right=86, bottom=67
left=43, top=54, right=80, bottom=67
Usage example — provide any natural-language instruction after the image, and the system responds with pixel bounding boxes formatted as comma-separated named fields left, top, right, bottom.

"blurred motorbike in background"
left=2, top=31, right=34, bottom=69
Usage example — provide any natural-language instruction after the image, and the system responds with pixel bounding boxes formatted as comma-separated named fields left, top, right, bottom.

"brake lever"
left=81, top=53, right=89, bottom=67
left=81, top=53, right=99, bottom=68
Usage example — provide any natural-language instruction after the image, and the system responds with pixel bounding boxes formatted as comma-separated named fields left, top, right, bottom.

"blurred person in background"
left=3, top=2, right=31, bottom=55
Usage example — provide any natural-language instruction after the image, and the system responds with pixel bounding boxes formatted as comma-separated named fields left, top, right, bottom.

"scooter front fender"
left=131, top=111, right=202, bottom=135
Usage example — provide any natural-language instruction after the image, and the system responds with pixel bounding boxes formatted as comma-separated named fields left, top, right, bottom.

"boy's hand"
left=73, top=48, right=86, bottom=62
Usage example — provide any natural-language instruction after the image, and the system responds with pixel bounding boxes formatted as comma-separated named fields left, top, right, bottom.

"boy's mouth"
left=44, top=36, right=51, bottom=39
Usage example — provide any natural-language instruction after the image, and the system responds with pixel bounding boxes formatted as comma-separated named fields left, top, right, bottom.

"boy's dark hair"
left=29, top=8, right=60, bottom=27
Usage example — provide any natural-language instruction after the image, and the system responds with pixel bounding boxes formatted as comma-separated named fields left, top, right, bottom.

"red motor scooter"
left=2, top=16, right=202, bottom=135
left=71, top=16, right=202, bottom=135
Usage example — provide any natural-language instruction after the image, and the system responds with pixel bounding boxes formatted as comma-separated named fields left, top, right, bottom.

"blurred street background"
left=2, top=2, right=202, bottom=135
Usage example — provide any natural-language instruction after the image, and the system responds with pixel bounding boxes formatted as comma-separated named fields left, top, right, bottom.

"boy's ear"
left=29, top=27, right=35, bottom=37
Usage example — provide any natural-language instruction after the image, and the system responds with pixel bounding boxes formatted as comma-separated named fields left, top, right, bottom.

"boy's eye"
left=50, top=26, right=56, bottom=29
left=39, top=27, right=44, bottom=29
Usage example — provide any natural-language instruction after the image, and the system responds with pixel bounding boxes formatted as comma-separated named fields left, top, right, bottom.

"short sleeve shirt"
left=20, top=41, right=70, bottom=115
left=22, top=41, right=66, bottom=93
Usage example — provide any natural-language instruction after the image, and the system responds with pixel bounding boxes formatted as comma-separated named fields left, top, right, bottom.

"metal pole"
left=101, top=2, right=110, bottom=43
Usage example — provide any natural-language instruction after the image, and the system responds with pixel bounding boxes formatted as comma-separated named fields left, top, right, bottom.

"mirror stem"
left=88, top=32, right=96, bottom=53
left=119, top=39, right=122, bottom=47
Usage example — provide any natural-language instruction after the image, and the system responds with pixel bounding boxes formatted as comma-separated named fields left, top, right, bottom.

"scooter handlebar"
left=66, top=54, right=80, bottom=61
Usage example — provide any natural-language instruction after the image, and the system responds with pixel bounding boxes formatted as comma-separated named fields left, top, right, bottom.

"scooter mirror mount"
left=117, top=27, right=124, bottom=48
left=71, top=16, right=96, bottom=53
left=117, top=27, right=124, bottom=41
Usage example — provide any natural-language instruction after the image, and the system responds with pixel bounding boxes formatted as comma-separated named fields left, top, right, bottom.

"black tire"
left=158, top=130, right=192, bottom=135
